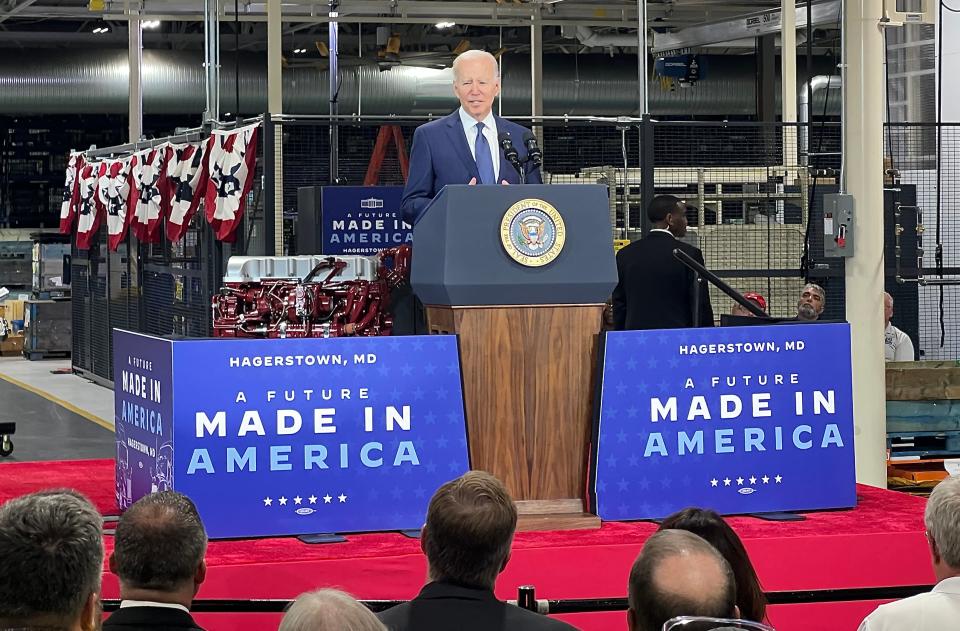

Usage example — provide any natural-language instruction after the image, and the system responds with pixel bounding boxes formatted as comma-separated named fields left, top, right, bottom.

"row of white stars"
left=710, top=475, right=782, bottom=487
left=263, top=494, right=347, bottom=506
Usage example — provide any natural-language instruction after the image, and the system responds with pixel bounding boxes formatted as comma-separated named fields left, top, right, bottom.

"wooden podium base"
left=515, top=499, right=601, bottom=532
left=426, top=304, right=604, bottom=531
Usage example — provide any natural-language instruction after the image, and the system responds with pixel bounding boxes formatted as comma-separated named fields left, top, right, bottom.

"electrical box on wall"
left=823, top=194, right=855, bottom=258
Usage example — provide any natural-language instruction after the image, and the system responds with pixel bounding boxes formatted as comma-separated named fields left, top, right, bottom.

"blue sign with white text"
left=592, top=323, right=856, bottom=520
left=321, top=186, right=412, bottom=255
left=114, top=331, right=469, bottom=538
left=114, top=331, right=175, bottom=511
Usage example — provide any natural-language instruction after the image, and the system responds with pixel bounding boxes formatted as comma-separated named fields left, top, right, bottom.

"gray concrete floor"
left=0, top=357, right=114, bottom=462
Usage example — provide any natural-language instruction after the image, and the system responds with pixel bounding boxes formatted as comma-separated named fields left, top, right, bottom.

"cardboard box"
left=0, top=334, right=23, bottom=355
left=1, top=300, right=25, bottom=323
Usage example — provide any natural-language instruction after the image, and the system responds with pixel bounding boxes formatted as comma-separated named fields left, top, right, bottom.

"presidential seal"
left=499, top=198, right=566, bottom=267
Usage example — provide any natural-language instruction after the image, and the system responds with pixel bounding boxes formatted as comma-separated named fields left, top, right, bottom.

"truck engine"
left=212, top=245, right=410, bottom=338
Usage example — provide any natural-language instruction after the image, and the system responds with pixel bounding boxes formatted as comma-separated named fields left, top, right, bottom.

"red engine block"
left=212, top=246, right=411, bottom=338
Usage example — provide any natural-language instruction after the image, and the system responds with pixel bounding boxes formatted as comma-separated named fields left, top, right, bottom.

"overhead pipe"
left=575, top=25, right=639, bottom=49
left=797, top=74, right=841, bottom=165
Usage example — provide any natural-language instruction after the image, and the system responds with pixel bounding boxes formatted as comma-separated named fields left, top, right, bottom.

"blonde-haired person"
left=280, top=589, right=385, bottom=631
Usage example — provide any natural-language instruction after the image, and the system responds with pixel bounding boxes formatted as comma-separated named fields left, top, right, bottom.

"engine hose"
left=352, top=299, right=381, bottom=333
left=349, top=286, right=369, bottom=322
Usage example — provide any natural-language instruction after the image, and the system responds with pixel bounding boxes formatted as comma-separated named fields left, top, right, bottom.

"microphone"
left=522, top=131, right=543, bottom=168
left=498, top=131, right=524, bottom=183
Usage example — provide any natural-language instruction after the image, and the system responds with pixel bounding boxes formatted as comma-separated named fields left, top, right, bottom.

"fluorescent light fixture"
left=92, top=26, right=109, bottom=34
left=435, top=21, right=456, bottom=29
left=294, top=47, right=307, bottom=54
left=142, top=20, right=161, bottom=29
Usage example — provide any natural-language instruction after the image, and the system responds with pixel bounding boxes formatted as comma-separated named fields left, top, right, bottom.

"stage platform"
left=0, top=459, right=934, bottom=631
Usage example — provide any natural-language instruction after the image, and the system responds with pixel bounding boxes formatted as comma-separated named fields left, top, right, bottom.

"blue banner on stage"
left=114, top=331, right=175, bottom=511
left=321, top=186, right=411, bottom=255
left=592, top=323, right=856, bottom=521
left=114, top=331, right=469, bottom=538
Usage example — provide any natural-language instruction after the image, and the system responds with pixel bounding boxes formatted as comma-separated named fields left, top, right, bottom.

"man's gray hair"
left=925, top=475, right=960, bottom=568
left=0, top=489, right=104, bottom=625
left=452, top=49, right=500, bottom=81
left=279, top=589, right=386, bottom=631
left=113, top=491, right=208, bottom=591
left=803, top=283, right=825, bottom=302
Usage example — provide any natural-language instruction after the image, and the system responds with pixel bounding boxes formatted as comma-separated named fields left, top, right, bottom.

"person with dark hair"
left=378, top=471, right=575, bottom=631
left=628, top=529, right=738, bottom=631
left=612, top=195, right=714, bottom=330
left=0, top=489, right=104, bottom=631
left=104, top=491, right=208, bottom=631
left=659, top=508, right=767, bottom=623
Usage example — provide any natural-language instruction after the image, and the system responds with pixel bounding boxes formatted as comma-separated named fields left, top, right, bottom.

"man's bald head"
left=628, top=530, right=737, bottom=631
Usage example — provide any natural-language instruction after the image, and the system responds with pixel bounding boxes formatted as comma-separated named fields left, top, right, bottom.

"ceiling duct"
left=652, top=0, right=840, bottom=54
left=0, top=50, right=840, bottom=117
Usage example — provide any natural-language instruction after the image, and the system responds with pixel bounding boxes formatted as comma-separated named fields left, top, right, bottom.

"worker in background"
left=730, top=292, right=767, bottom=318
left=884, top=292, right=916, bottom=362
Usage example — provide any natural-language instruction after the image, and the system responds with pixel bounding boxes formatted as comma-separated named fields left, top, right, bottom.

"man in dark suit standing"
left=104, top=491, right=207, bottom=631
left=400, top=49, right=543, bottom=226
left=395, top=49, right=542, bottom=334
left=613, top=195, right=714, bottom=330
left=378, top=471, right=575, bottom=631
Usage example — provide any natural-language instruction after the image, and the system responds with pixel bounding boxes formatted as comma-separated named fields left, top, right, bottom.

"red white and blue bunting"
left=61, top=122, right=260, bottom=250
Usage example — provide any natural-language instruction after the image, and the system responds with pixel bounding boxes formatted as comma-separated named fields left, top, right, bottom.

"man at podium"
left=400, top=50, right=543, bottom=226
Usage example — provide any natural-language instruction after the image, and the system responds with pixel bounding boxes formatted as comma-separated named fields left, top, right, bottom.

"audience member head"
left=279, top=589, right=385, bottom=631
left=452, top=50, right=500, bottom=121
left=924, top=474, right=960, bottom=581
left=0, top=489, right=104, bottom=631
left=797, top=283, right=825, bottom=321
left=884, top=291, right=895, bottom=326
left=648, top=195, right=689, bottom=238
left=109, top=490, right=208, bottom=607
left=731, top=292, right=767, bottom=318
left=422, top=471, right=518, bottom=590
left=627, top=529, right=738, bottom=631
left=660, top=508, right=767, bottom=623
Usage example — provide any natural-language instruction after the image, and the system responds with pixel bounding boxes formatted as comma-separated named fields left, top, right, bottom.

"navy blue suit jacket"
left=400, top=111, right=543, bottom=225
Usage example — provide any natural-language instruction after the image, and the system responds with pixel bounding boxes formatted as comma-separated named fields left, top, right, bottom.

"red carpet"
left=0, top=459, right=935, bottom=631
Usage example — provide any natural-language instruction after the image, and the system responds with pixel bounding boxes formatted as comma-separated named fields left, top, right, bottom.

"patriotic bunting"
left=75, top=162, right=102, bottom=250
left=205, top=123, right=259, bottom=242
left=59, top=152, right=83, bottom=235
left=96, top=157, right=133, bottom=252
left=166, top=141, right=208, bottom=242
left=59, top=122, right=261, bottom=246
left=129, top=147, right=172, bottom=244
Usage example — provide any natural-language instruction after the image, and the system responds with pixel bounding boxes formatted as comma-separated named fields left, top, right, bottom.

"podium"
left=412, top=184, right=616, bottom=530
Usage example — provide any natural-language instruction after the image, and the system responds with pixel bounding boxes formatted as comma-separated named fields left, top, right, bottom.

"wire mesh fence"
left=69, top=116, right=960, bottom=382
left=885, top=122, right=960, bottom=361
left=71, top=129, right=268, bottom=385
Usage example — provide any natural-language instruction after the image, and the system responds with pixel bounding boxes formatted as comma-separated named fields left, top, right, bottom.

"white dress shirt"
left=458, top=107, right=500, bottom=181
left=858, top=576, right=960, bottom=631
left=120, top=599, right=190, bottom=613
left=885, top=322, right=915, bottom=361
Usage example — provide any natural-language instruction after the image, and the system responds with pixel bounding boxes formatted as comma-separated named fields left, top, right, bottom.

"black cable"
left=937, top=0, right=946, bottom=346
left=943, top=0, right=960, bottom=12
left=235, top=0, right=240, bottom=120
left=801, top=2, right=842, bottom=284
